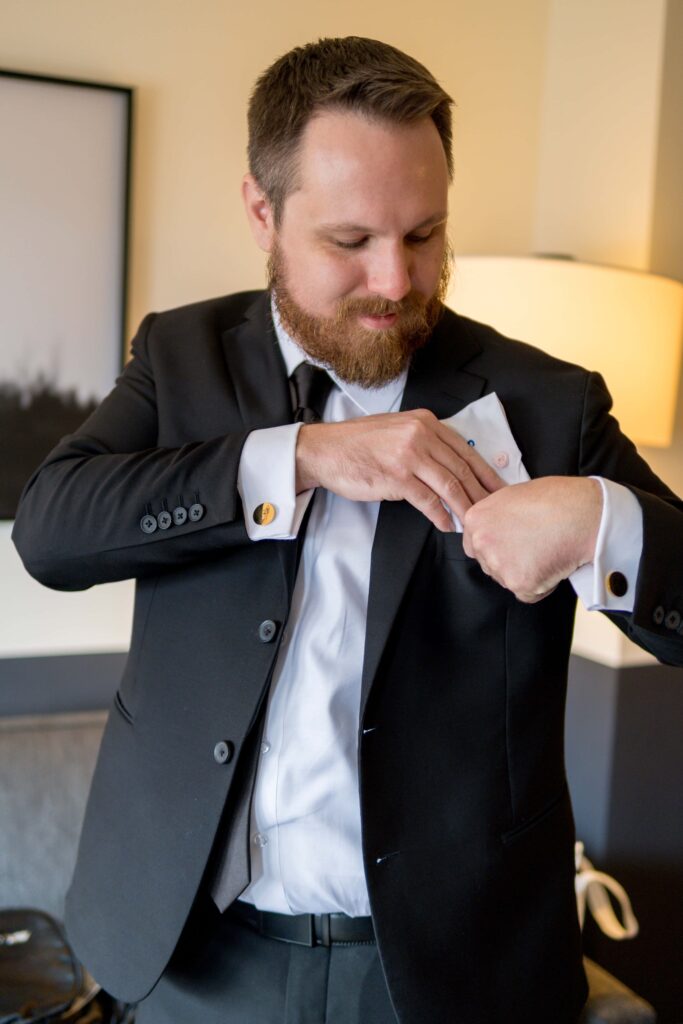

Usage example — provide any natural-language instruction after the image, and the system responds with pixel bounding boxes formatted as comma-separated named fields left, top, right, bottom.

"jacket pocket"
left=114, top=689, right=134, bottom=725
left=439, top=532, right=470, bottom=561
left=500, top=783, right=569, bottom=847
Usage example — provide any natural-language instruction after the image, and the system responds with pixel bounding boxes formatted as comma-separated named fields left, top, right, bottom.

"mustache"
left=334, top=293, right=428, bottom=321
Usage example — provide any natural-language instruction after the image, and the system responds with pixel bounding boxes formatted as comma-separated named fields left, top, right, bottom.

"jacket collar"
left=220, top=292, right=292, bottom=430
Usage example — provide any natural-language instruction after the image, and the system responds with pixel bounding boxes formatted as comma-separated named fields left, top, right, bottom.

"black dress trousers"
left=134, top=896, right=399, bottom=1024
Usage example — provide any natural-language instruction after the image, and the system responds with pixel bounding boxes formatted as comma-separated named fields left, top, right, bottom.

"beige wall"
left=0, top=0, right=550, bottom=336
left=1, top=0, right=681, bottom=663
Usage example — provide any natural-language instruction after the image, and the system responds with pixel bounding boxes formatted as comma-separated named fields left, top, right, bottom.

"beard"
left=268, top=243, right=452, bottom=388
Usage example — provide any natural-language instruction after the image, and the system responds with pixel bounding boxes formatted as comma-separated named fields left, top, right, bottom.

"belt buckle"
left=312, top=913, right=331, bottom=947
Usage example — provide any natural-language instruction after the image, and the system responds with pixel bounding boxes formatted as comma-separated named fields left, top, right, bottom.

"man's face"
left=254, top=110, right=451, bottom=386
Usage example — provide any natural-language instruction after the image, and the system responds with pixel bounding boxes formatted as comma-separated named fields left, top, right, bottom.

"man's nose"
left=366, top=244, right=412, bottom=302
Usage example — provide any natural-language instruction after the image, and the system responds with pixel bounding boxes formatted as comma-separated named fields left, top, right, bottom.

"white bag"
left=574, top=841, right=639, bottom=940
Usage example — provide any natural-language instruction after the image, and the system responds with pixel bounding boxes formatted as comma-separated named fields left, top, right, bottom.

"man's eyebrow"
left=318, top=212, right=448, bottom=234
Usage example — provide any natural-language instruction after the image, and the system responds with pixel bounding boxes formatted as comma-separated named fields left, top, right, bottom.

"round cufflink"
left=253, top=502, right=276, bottom=526
left=606, top=571, right=628, bottom=598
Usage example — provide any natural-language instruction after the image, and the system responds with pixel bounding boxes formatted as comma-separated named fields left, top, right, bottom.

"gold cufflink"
left=253, top=502, right=276, bottom=526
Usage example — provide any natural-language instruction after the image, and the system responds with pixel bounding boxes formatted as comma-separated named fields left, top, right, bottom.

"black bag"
left=0, top=909, right=134, bottom=1024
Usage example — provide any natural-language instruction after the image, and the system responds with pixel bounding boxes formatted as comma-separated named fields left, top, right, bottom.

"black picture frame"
left=0, top=69, right=133, bottom=520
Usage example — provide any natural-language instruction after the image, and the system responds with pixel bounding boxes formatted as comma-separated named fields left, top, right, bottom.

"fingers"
left=296, top=409, right=507, bottom=531
left=403, top=477, right=458, bottom=532
left=402, top=412, right=505, bottom=525
left=433, top=420, right=506, bottom=494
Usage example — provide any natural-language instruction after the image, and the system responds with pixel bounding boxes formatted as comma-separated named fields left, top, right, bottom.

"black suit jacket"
left=12, top=291, right=683, bottom=1023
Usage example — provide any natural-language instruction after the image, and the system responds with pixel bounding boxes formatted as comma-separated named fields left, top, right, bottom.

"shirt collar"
left=270, top=295, right=407, bottom=416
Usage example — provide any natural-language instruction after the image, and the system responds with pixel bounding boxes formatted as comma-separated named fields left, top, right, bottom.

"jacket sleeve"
left=578, top=371, right=683, bottom=666
left=12, top=313, right=254, bottom=591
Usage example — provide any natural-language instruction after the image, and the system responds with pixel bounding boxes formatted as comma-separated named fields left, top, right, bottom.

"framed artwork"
left=0, top=70, right=132, bottom=519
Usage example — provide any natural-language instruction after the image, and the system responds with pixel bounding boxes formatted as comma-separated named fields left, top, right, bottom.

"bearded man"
left=12, top=35, right=683, bottom=1024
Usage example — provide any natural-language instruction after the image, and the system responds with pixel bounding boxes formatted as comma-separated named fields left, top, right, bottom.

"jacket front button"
left=189, top=502, right=205, bottom=522
left=213, top=740, right=234, bottom=764
left=140, top=514, right=157, bottom=535
left=258, top=619, right=278, bottom=643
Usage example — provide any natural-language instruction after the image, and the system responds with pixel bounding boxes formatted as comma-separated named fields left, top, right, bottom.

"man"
left=12, top=36, right=683, bottom=1024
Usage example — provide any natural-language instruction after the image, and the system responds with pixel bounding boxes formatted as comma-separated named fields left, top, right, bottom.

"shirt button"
left=213, top=740, right=234, bottom=764
left=258, top=619, right=278, bottom=643
left=260, top=741, right=271, bottom=755
left=252, top=832, right=268, bottom=848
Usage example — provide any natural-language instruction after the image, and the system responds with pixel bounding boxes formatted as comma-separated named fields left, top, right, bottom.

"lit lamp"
left=446, top=256, right=683, bottom=447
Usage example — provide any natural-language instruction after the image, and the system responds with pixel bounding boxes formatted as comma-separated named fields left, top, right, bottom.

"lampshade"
left=446, top=256, right=683, bottom=446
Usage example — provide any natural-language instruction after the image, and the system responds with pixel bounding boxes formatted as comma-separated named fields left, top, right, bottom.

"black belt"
left=229, top=900, right=375, bottom=947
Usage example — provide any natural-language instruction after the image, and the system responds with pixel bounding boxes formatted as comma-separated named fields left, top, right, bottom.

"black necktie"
left=291, top=362, right=334, bottom=423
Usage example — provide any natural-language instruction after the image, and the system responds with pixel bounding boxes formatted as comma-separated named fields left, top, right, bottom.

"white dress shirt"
left=235, top=304, right=643, bottom=915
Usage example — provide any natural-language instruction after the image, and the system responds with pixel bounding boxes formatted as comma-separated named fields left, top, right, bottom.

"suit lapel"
left=360, top=310, right=487, bottom=721
left=220, top=292, right=292, bottom=430
left=220, top=292, right=303, bottom=597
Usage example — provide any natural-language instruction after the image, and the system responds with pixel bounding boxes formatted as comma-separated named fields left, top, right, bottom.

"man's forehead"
left=286, top=110, right=449, bottom=223
left=298, top=108, right=446, bottom=173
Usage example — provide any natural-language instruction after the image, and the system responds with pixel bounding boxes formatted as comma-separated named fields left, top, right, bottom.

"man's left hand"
left=462, top=476, right=603, bottom=603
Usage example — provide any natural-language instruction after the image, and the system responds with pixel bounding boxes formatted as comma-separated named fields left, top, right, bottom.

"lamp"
left=446, top=256, right=683, bottom=447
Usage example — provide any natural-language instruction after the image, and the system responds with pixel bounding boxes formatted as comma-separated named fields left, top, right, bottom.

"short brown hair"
left=247, top=36, right=453, bottom=225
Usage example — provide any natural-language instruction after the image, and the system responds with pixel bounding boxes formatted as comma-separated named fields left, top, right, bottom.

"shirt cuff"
left=237, top=423, right=314, bottom=540
left=568, top=477, right=643, bottom=612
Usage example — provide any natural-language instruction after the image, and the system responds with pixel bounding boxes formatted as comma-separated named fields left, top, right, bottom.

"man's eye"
left=334, top=238, right=367, bottom=250
left=406, top=232, right=434, bottom=245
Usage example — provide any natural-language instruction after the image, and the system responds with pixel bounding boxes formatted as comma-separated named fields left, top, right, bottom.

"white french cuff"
left=568, top=478, right=643, bottom=613
left=237, top=423, right=314, bottom=541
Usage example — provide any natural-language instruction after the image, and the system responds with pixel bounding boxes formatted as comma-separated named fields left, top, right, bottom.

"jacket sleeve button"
left=172, top=506, right=188, bottom=526
left=157, top=510, right=172, bottom=530
left=188, top=502, right=205, bottom=522
left=665, top=609, right=681, bottom=631
left=258, top=619, right=278, bottom=643
left=140, top=514, right=158, bottom=534
left=213, top=740, right=234, bottom=764
left=653, top=606, right=665, bottom=625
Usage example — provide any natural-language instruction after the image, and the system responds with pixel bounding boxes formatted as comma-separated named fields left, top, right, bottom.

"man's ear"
left=242, top=174, right=276, bottom=252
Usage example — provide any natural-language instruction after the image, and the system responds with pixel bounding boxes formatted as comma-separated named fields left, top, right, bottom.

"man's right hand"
left=295, top=408, right=505, bottom=532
